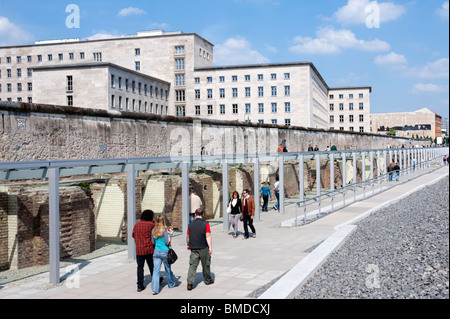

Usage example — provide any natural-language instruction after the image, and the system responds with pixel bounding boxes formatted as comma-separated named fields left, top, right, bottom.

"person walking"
left=259, top=182, right=272, bottom=212
left=388, top=162, right=395, bottom=181
left=394, top=162, right=400, bottom=181
left=273, top=177, right=280, bottom=211
left=228, top=191, right=242, bottom=239
left=151, top=216, right=176, bottom=295
left=186, top=209, right=214, bottom=291
left=241, top=189, right=256, bottom=239
left=190, top=187, right=203, bottom=223
left=132, top=210, right=157, bottom=292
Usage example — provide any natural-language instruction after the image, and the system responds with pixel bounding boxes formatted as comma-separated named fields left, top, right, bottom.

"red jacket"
left=132, top=221, right=155, bottom=256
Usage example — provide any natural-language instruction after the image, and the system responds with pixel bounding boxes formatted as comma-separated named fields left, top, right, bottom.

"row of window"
left=0, top=97, right=32, bottom=103
left=330, top=103, right=365, bottom=111
left=330, top=126, right=366, bottom=133
left=194, top=73, right=291, bottom=84
left=110, top=75, right=168, bottom=100
left=194, top=86, right=291, bottom=99
left=0, top=83, right=32, bottom=93
left=329, top=93, right=365, bottom=99
left=0, top=68, right=33, bottom=79
left=193, top=102, right=293, bottom=116
left=110, top=94, right=168, bottom=115
left=330, top=115, right=365, bottom=123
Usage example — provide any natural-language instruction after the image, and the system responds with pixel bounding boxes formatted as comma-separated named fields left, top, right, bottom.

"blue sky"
left=1, top=0, right=449, bottom=118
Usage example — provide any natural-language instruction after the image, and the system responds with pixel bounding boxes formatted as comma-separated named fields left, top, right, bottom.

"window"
left=245, top=87, right=251, bottom=97
left=207, top=89, right=213, bottom=99
left=220, top=105, right=225, bottom=114
left=330, top=115, right=334, bottom=123
left=271, top=103, right=277, bottom=113
left=7, top=69, right=11, bottom=78
left=349, top=94, right=353, bottom=99
left=38, top=55, right=43, bottom=62
left=194, top=77, right=200, bottom=84
left=175, top=46, right=185, bottom=55
left=359, top=115, right=364, bottom=122
left=7, top=84, right=11, bottom=92
left=359, top=103, right=364, bottom=110
left=359, top=93, right=364, bottom=98
left=359, top=127, right=365, bottom=133
left=27, top=56, right=32, bottom=62
left=232, top=75, right=238, bottom=82
left=67, top=96, right=73, bottom=106
left=175, top=58, right=185, bottom=70
left=339, top=94, right=344, bottom=99
left=119, top=97, right=123, bottom=110
left=27, top=68, right=32, bottom=77
left=219, top=76, right=225, bottom=82
left=284, top=73, right=290, bottom=80
left=17, top=69, right=21, bottom=78
left=207, top=105, right=213, bottom=115
left=27, top=82, right=32, bottom=92
left=132, top=81, right=136, bottom=92
left=258, top=87, right=264, bottom=97
left=195, top=105, right=201, bottom=115
left=59, top=54, right=63, bottom=61
left=220, top=88, right=225, bottom=98
left=6, top=57, right=11, bottom=63
left=285, top=85, right=290, bottom=96
left=232, top=88, right=238, bottom=98
left=271, top=86, right=277, bottom=97
left=285, top=119, right=291, bottom=126
left=17, top=56, right=21, bottom=63
left=195, top=89, right=200, bottom=99
left=339, top=115, right=344, bottom=123
left=349, top=103, right=354, bottom=111
left=111, top=95, right=115, bottom=108
left=330, top=104, right=334, bottom=111
left=339, top=103, right=344, bottom=111
left=111, top=75, right=115, bottom=88
left=176, top=74, right=185, bottom=86
left=207, top=77, right=212, bottom=83
left=80, top=52, right=85, bottom=59
left=17, top=83, right=22, bottom=92
left=119, top=77, right=122, bottom=90
left=232, top=104, right=238, bottom=114
left=135, top=48, right=140, bottom=56
left=271, top=73, right=277, bottom=80
left=258, top=103, right=264, bottom=113
left=93, top=52, right=102, bottom=61
left=69, top=53, right=74, bottom=60
left=135, top=61, right=141, bottom=71
left=67, top=76, right=73, bottom=91
left=272, top=119, right=277, bottom=125
left=258, top=74, right=264, bottom=80
left=125, top=79, right=129, bottom=91
left=329, top=94, right=334, bottom=99
left=28, top=97, right=32, bottom=103
left=258, top=120, right=264, bottom=124
left=176, top=90, right=185, bottom=102
left=245, top=75, right=251, bottom=81
left=349, top=115, right=354, bottom=123
left=285, top=102, right=291, bottom=113
left=245, top=104, right=251, bottom=114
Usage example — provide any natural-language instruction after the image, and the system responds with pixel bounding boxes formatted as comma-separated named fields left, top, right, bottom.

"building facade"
left=1, top=29, right=370, bottom=130
left=370, top=107, right=442, bottom=139
left=328, top=87, right=372, bottom=133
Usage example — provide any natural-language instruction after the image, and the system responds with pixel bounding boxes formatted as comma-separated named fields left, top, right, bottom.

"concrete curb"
left=258, top=224, right=357, bottom=299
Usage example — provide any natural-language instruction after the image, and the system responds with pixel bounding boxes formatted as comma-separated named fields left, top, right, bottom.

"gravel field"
left=295, top=177, right=449, bottom=299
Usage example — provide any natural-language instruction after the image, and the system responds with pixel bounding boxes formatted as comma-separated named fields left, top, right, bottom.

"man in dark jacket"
left=186, top=209, right=213, bottom=290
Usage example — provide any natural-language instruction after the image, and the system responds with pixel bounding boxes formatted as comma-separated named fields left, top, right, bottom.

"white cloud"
left=86, top=30, right=122, bottom=41
left=408, top=58, right=449, bottom=79
left=333, top=0, right=406, bottom=26
left=412, top=83, right=448, bottom=94
left=214, top=37, right=270, bottom=66
left=118, top=7, right=146, bottom=17
left=0, top=16, right=33, bottom=46
left=289, top=27, right=390, bottom=55
left=436, top=1, right=449, bottom=21
left=374, top=52, right=407, bottom=65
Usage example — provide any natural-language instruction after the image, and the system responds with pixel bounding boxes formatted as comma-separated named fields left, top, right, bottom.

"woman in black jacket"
left=228, top=191, right=242, bottom=239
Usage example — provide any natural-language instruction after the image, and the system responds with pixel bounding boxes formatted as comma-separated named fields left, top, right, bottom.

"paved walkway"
left=0, top=166, right=448, bottom=299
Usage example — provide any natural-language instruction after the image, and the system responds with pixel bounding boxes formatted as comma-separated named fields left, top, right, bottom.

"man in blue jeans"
left=273, top=177, right=280, bottom=211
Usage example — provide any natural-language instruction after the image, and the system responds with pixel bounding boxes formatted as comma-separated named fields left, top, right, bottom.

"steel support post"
left=254, top=158, right=261, bottom=222
left=316, top=153, right=321, bottom=197
left=126, top=164, right=136, bottom=260
left=182, top=161, right=190, bottom=244
left=330, top=153, right=335, bottom=191
left=48, top=167, right=60, bottom=285
left=299, top=155, right=304, bottom=202
left=278, top=155, right=285, bottom=214
left=222, top=159, right=230, bottom=230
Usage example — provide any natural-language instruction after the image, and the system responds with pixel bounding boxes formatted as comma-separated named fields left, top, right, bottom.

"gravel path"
left=295, top=177, right=449, bottom=299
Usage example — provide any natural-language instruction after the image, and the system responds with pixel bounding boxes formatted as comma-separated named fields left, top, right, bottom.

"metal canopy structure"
left=0, top=147, right=448, bottom=284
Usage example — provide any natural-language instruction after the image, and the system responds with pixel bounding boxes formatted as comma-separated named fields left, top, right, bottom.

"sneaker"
left=253, top=233, right=256, bottom=238
left=187, top=284, right=193, bottom=291
left=206, top=279, right=215, bottom=286
left=137, top=287, right=145, bottom=292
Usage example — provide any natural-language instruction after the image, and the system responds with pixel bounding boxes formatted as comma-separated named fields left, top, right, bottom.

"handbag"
left=226, top=203, right=232, bottom=214
left=167, top=243, right=178, bottom=265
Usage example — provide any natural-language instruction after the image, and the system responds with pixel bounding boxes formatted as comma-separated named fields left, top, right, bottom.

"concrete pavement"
left=0, top=166, right=448, bottom=299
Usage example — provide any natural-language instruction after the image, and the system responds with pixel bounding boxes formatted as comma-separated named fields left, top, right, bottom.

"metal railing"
left=293, top=154, right=449, bottom=226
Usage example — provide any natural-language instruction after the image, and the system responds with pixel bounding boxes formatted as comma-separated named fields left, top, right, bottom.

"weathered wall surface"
left=0, top=102, right=429, bottom=163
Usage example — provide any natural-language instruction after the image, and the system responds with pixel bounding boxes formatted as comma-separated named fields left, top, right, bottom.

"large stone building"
left=0, top=29, right=371, bottom=129
left=370, top=107, right=443, bottom=139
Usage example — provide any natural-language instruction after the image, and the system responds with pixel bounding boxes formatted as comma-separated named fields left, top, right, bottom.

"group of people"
left=387, top=162, right=401, bottom=181
left=132, top=208, right=213, bottom=294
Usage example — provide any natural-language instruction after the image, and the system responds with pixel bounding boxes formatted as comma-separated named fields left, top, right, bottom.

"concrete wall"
left=0, top=101, right=429, bottom=163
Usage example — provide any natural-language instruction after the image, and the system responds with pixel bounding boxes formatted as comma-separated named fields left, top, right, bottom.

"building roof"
left=31, top=62, right=171, bottom=85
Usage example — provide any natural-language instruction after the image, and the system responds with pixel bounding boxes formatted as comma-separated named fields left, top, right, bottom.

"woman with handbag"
left=228, top=191, right=242, bottom=239
left=151, top=216, right=176, bottom=295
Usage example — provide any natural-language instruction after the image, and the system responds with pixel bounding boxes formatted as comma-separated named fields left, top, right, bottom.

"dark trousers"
left=262, top=195, right=269, bottom=211
left=243, top=212, right=256, bottom=238
left=136, top=254, right=154, bottom=289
